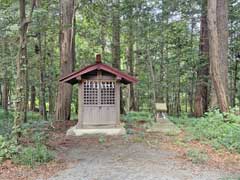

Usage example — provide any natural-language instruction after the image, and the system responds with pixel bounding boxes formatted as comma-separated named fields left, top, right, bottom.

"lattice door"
left=83, top=81, right=98, bottom=105
left=100, top=81, right=115, bottom=105
left=82, top=80, right=117, bottom=126
left=83, top=80, right=115, bottom=106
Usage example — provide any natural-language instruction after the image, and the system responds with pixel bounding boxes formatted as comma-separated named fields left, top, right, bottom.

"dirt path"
left=39, top=135, right=239, bottom=180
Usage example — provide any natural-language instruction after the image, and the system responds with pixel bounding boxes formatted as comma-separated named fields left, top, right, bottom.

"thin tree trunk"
left=38, top=33, right=47, bottom=120
left=189, top=16, right=195, bottom=114
left=0, top=84, right=2, bottom=107
left=2, top=73, right=8, bottom=112
left=55, top=0, right=75, bottom=121
left=176, top=69, right=181, bottom=116
left=100, top=15, right=106, bottom=59
left=148, top=58, right=157, bottom=106
left=232, top=60, right=238, bottom=107
left=48, top=51, right=54, bottom=116
left=207, top=0, right=229, bottom=112
left=30, top=85, right=36, bottom=111
left=126, top=5, right=137, bottom=111
left=47, top=37, right=55, bottom=116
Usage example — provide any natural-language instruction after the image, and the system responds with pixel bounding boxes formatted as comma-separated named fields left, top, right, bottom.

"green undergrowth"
left=122, top=111, right=155, bottom=123
left=0, top=108, right=54, bottom=166
left=169, top=109, right=240, bottom=153
left=122, top=111, right=155, bottom=134
left=186, top=149, right=208, bottom=164
left=13, top=144, right=54, bottom=167
left=0, top=133, right=54, bottom=167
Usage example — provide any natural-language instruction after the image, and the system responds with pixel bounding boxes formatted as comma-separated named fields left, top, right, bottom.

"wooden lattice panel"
left=83, top=81, right=98, bottom=105
left=83, top=80, right=115, bottom=105
left=100, top=81, right=115, bottom=105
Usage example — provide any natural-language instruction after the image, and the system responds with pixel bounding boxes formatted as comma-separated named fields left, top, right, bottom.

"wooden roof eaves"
left=60, top=63, right=138, bottom=84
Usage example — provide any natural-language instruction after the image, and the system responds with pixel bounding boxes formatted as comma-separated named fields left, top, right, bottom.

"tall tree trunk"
left=14, top=0, right=35, bottom=135
left=30, top=85, right=36, bottom=111
left=126, top=5, right=137, bottom=111
left=0, top=84, right=2, bottom=107
left=189, top=16, right=195, bottom=114
left=100, top=15, right=106, bottom=59
left=112, top=0, right=120, bottom=69
left=112, top=0, right=125, bottom=114
left=55, top=0, right=75, bottom=121
left=35, top=0, right=47, bottom=120
left=38, top=33, right=47, bottom=120
left=48, top=50, right=54, bottom=116
left=207, top=0, right=229, bottom=112
left=47, top=37, right=55, bottom=116
left=194, top=0, right=209, bottom=117
left=217, top=0, right=229, bottom=100
left=2, top=41, right=9, bottom=112
left=232, top=59, right=238, bottom=107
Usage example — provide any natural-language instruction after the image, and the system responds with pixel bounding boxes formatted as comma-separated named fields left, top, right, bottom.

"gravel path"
left=42, top=140, right=239, bottom=180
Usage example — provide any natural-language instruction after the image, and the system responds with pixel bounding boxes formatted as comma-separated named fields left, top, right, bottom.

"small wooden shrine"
left=60, top=54, right=137, bottom=135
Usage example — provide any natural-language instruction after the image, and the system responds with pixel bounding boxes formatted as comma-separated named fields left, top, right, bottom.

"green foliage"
left=186, top=149, right=208, bottom=164
left=169, top=109, right=240, bottom=153
left=0, top=109, right=14, bottom=136
left=122, top=111, right=155, bottom=134
left=13, top=144, right=54, bottom=167
left=122, top=111, right=154, bottom=124
left=0, top=135, right=19, bottom=163
left=0, top=108, right=53, bottom=166
left=98, top=135, right=106, bottom=144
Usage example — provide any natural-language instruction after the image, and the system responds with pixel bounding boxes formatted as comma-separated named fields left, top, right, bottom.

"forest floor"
left=1, top=120, right=240, bottom=180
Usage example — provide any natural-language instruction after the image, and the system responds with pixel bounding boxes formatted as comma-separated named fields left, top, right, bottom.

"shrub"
left=122, top=111, right=154, bottom=124
left=122, top=111, right=155, bottom=133
left=0, top=136, right=19, bottom=163
left=186, top=149, right=208, bottom=164
left=13, top=144, right=54, bottom=167
left=169, top=109, right=240, bottom=153
left=98, top=135, right=106, bottom=144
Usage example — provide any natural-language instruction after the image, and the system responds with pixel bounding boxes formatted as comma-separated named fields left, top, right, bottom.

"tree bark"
left=2, top=74, right=8, bottom=112
left=194, top=0, right=209, bottom=117
left=207, top=0, right=229, bottom=112
left=126, top=4, right=137, bottom=111
left=112, top=0, right=120, bottom=69
left=217, top=0, right=229, bottom=100
left=100, top=14, right=106, bottom=59
left=232, top=59, right=238, bottom=107
left=48, top=48, right=55, bottom=116
left=55, top=0, right=75, bottom=121
left=37, top=33, right=47, bottom=120
left=112, top=0, right=125, bottom=114
left=14, top=0, right=35, bottom=135
left=30, top=85, right=36, bottom=111
left=0, top=84, right=2, bottom=107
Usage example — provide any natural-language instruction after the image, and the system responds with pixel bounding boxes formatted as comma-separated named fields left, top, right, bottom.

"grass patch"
left=165, top=130, right=179, bottom=136
left=0, top=135, right=19, bottom=163
left=0, top=108, right=54, bottom=166
left=169, top=109, right=240, bottom=153
left=186, top=149, right=208, bottom=164
left=13, top=144, right=54, bottom=167
left=174, top=140, right=188, bottom=147
left=122, top=111, right=155, bottom=123
left=98, top=135, right=106, bottom=144
left=122, top=111, right=155, bottom=134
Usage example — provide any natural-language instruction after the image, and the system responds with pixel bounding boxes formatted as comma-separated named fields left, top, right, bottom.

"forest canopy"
left=0, top=0, right=239, bottom=126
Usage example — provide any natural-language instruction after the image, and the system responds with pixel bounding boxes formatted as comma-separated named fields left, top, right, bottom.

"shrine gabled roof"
left=59, top=62, right=138, bottom=85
